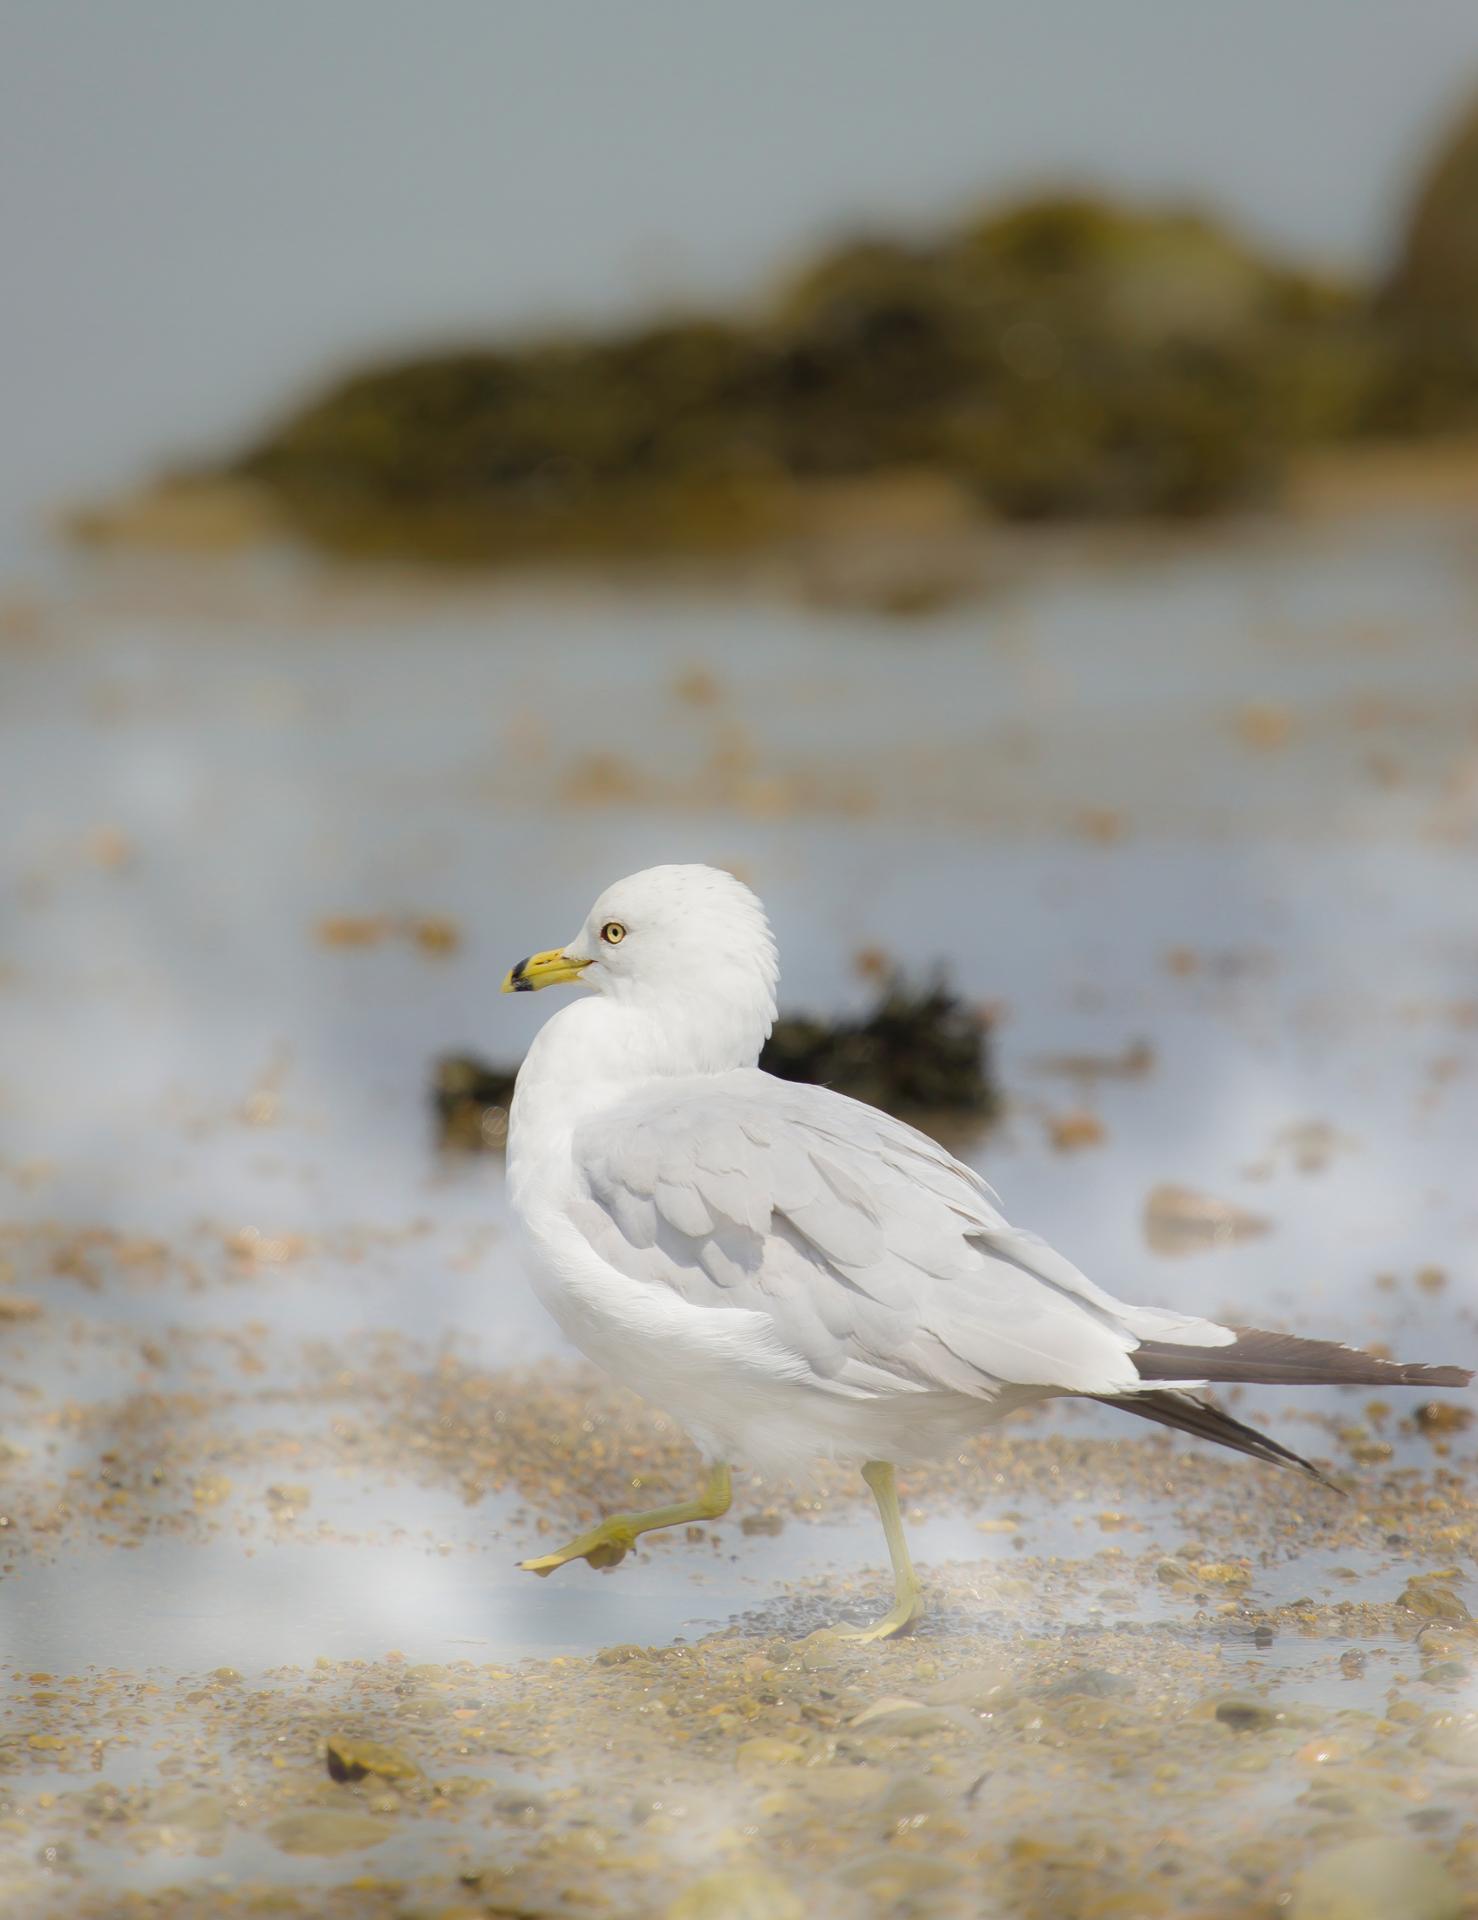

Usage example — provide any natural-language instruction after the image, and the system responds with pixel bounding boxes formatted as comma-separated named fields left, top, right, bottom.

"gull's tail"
left=1096, top=1325, right=1472, bottom=1486
left=1131, top=1326, right=1472, bottom=1391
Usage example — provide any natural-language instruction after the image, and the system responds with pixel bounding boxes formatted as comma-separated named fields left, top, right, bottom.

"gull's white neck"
left=506, top=985, right=772, bottom=1211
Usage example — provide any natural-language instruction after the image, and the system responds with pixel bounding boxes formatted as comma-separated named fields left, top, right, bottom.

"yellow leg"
left=825, top=1460, right=925, bottom=1642
left=519, top=1463, right=732, bottom=1576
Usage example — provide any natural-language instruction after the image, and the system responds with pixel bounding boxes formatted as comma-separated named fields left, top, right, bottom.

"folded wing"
left=569, top=1070, right=1233, bottom=1403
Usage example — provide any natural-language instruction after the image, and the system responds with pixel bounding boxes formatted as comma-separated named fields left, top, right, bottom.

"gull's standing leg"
left=826, top=1460, right=925, bottom=1642
left=520, top=1463, right=732, bottom=1575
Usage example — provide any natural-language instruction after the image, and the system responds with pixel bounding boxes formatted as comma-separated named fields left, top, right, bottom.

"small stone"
left=840, top=1850, right=965, bottom=1897
left=924, top=1663, right=1017, bottom=1712
left=1044, top=1666, right=1135, bottom=1701
left=491, top=1788, right=546, bottom=1825
left=1290, top=1835, right=1461, bottom=1919
left=1398, top=1579, right=1471, bottom=1623
left=1193, top=1560, right=1252, bottom=1586
left=803, top=1767, right=882, bottom=1806
left=411, top=916, right=461, bottom=956
left=1339, top=1649, right=1367, bottom=1679
left=324, top=1736, right=422, bottom=1783
left=1142, top=1184, right=1271, bottom=1256
left=873, top=1776, right=947, bottom=1830
left=1416, top=1624, right=1474, bottom=1658
left=267, top=1809, right=391, bottom=1855
left=1215, top=1698, right=1280, bottom=1732
left=1047, top=1108, right=1105, bottom=1152
left=1414, top=1403, right=1472, bottom=1434
left=150, top=1788, right=227, bottom=1835
left=734, top=1737, right=807, bottom=1773
left=1416, top=1721, right=1478, bottom=1767
left=665, top=1869, right=805, bottom=1919
left=1236, top=703, right=1293, bottom=751
left=848, top=1696, right=954, bottom=1735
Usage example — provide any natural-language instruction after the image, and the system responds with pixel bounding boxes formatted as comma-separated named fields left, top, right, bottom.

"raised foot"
left=519, top=1518, right=638, bottom=1577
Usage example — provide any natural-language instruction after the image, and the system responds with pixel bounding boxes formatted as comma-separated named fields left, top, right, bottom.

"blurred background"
left=3, top=5, right=1478, bottom=1915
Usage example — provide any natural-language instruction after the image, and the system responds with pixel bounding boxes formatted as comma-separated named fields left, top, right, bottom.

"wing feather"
left=570, top=1069, right=1181, bottom=1401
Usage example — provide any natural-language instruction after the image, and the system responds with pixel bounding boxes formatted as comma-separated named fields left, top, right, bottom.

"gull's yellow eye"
left=600, top=920, right=627, bottom=945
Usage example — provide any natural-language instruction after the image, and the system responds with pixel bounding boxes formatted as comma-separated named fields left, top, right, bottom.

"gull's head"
left=502, top=864, right=779, bottom=1068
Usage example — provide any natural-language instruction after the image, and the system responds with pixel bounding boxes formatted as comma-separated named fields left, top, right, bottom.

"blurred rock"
left=1143, top=1183, right=1272, bottom=1256
left=267, top=1809, right=392, bottom=1856
left=1290, top=1835, right=1461, bottom=1920
left=1375, top=88, right=1478, bottom=434
left=1414, top=1402, right=1473, bottom=1435
left=324, top=1735, right=421, bottom=1783
left=1398, top=1578, right=1471, bottom=1623
left=117, top=187, right=1445, bottom=571
left=1046, top=1107, right=1105, bottom=1152
left=666, top=1871, right=804, bottom=1920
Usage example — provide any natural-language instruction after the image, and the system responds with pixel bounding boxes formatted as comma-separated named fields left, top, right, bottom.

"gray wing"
left=569, top=1069, right=1231, bottom=1401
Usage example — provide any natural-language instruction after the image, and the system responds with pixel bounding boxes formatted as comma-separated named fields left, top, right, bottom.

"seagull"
left=502, top=864, right=1470, bottom=1639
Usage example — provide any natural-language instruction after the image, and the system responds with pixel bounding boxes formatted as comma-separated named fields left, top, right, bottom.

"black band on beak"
left=509, top=956, right=533, bottom=991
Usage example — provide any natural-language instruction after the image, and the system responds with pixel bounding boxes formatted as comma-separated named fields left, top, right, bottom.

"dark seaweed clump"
left=433, top=974, right=997, bottom=1152
left=433, top=1053, right=518, bottom=1152
left=759, top=973, right=998, bottom=1125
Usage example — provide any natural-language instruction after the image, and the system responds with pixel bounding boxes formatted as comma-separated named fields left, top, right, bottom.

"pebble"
left=1398, top=1579, right=1471, bottom=1623
left=734, top=1737, right=807, bottom=1772
left=1043, top=1665, right=1136, bottom=1700
left=266, top=1809, right=392, bottom=1856
left=1290, top=1835, right=1461, bottom=1920
left=848, top=1695, right=955, bottom=1735
left=1415, top=1721, right=1478, bottom=1768
left=324, top=1735, right=422, bottom=1783
left=665, top=1869, right=804, bottom=1919
left=1215, top=1698, right=1281, bottom=1732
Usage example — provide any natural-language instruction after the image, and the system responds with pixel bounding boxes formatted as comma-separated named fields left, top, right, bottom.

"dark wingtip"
left=1097, top=1387, right=1341, bottom=1488
left=1415, top=1366, right=1474, bottom=1389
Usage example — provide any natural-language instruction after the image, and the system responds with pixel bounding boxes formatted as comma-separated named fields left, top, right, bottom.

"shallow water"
left=2, top=506, right=1476, bottom=1913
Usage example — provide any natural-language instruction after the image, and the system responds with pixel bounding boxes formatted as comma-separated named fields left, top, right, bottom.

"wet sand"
left=2, top=495, right=1477, bottom=1914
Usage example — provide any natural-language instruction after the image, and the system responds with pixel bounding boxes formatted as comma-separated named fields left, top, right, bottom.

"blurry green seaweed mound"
left=433, top=972, right=998, bottom=1153
left=1372, top=88, right=1478, bottom=434
left=228, top=192, right=1381, bottom=562
left=184, top=101, right=1478, bottom=567
left=779, top=201, right=1368, bottom=519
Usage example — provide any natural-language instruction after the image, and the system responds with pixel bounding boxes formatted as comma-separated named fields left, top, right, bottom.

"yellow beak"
left=501, top=947, right=592, bottom=994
